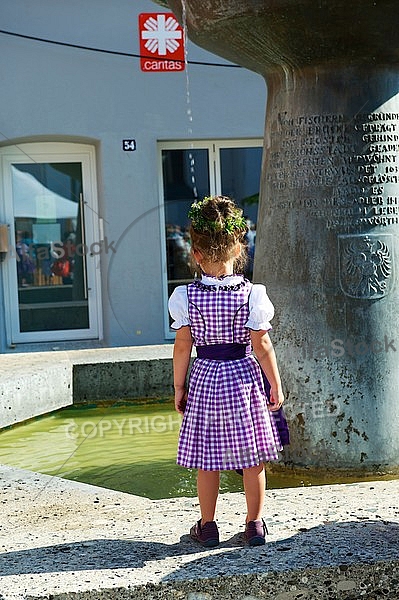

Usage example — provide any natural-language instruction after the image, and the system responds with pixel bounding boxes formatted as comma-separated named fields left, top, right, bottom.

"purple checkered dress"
left=169, top=274, right=282, bottom=471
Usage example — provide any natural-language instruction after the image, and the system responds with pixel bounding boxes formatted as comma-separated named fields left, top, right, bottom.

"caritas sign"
left=139, top=13, right=185, bottom=72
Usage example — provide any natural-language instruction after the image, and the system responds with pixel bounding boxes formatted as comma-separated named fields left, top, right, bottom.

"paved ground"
left=1, top=465, right=399, bottom=599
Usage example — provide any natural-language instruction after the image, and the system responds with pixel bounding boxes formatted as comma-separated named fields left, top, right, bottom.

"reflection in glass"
left=220, top=146, right=262, bottom=280
left=162, top=144, right=262, bottom=331
left=162, top=149, right=210, bottom=297
left=12, top=163, right=89, bottom=332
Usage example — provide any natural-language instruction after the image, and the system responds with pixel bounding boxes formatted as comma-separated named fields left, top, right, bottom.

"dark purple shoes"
left=244, top=518, right=268, bottom=546
left=190, top=519, right=220, bottom=547
left=190, top=518, right=268, bottom=547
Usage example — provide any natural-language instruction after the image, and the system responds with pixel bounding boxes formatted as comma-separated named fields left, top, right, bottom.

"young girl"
left=168, top=195, right=284, bottom=547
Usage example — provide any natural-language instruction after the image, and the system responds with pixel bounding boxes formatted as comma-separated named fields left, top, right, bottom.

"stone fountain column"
left=162, top=0, right=399, bottom=471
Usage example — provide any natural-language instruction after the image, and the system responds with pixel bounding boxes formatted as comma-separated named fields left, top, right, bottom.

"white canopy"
left=12, top=168, right=79, bottom=220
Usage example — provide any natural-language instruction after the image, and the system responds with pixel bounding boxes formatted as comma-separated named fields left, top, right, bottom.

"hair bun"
left=188, top=196, right=247, bottom=235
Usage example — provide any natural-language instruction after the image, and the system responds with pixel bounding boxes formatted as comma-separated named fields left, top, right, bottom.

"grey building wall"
left=0, top=0, right=266, bottom=352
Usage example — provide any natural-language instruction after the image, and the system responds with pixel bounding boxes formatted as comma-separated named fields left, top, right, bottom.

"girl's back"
left=187, top=275, right=251, bottom=346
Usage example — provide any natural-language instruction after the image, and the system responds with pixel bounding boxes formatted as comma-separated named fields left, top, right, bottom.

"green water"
left=0, top=402, right=245, bottom=499
left=0, top=402, right=396, bottom=499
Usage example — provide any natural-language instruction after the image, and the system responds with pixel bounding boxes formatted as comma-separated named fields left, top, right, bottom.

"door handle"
left=79, top=193, right=88, bottom=299
left=0, top=224, right=9, bottom=262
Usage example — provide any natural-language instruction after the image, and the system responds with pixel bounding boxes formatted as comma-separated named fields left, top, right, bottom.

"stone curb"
left=1, top=466, right=399, bottom=600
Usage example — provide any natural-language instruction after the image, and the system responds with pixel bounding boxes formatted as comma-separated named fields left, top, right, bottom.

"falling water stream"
left=182, top=0, right=198, bottom=199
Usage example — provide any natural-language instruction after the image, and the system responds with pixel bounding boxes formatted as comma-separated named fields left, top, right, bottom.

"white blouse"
left=168, top=275, right=275, bottom=331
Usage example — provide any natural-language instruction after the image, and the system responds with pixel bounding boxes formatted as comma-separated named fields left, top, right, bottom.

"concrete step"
left=0, top=465, right=398, bottom=599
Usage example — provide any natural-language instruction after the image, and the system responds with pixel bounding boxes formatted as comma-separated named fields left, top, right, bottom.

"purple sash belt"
left=196, top=343, right=251, bottom=360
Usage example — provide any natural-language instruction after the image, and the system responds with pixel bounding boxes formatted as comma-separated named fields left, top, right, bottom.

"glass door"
left=1, top=143, right=102, bottom=344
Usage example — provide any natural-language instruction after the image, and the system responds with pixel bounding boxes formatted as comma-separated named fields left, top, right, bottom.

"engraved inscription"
left=267, top=111, right=399, bottom=230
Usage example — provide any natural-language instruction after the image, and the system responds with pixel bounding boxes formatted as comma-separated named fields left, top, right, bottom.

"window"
left=159, top=139, right=263, bottom=338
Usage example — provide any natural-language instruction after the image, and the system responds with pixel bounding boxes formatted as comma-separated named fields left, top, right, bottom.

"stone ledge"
left=0, top=345, right=176, bottom=428
left=1, top=465, right=399, bottom=600
left=71, top=346, right=175, bottom=403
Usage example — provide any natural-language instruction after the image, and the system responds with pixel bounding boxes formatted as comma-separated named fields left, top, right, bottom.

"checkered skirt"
left=177, top=279, right=282, bottom=471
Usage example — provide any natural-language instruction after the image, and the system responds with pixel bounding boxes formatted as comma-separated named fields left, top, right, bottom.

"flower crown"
left=188, top=197, right=247, bottom=235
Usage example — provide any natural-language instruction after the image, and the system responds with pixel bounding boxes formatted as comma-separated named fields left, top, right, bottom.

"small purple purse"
left=262, top=372, right=290, bottom=447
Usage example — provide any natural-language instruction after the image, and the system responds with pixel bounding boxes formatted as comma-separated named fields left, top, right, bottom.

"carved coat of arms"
left=338, top=234, right=393, bottom=299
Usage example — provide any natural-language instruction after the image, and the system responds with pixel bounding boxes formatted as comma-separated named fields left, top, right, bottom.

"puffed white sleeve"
left=245, top=283, right=275, bottom=331
left=168, top=286, right=190, bottom=330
